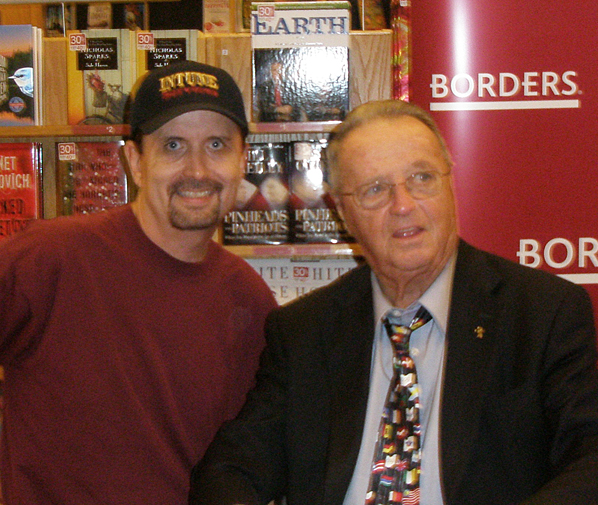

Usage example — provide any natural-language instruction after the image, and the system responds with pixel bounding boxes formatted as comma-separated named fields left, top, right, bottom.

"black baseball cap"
left=129, top=60, right=248, bottom=137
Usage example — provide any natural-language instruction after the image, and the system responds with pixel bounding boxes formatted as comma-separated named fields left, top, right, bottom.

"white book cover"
left=250, top=1, right=351, bottom=123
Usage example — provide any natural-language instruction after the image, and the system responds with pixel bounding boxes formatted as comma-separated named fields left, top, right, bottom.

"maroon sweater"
left=0, top=205, right=277, bottom=505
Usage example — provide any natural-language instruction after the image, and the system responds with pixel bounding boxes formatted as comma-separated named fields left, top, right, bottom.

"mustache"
left=169, top=178, right=224, bottom=197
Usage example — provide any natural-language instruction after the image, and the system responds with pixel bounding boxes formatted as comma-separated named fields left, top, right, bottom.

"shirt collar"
left=372, top=251, right=457, bottom=333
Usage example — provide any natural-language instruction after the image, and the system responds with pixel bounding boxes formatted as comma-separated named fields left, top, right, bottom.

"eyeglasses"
left=338, top=170, right=451, bottom=210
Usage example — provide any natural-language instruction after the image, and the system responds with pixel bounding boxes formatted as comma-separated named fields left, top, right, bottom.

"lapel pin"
left=474, top=326, right=485, bottom=339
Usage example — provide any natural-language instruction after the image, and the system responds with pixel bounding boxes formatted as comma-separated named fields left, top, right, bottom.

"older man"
left=189, top=100, right=598, bottom=505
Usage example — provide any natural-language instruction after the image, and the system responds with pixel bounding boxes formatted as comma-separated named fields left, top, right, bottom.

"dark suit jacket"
left=190, top=240, right=598, bottom=505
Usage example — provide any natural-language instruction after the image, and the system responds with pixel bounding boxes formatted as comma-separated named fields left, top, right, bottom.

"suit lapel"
left=441, top=241, right=505, bottom=502
left=321, top=265, right=376, bottom=505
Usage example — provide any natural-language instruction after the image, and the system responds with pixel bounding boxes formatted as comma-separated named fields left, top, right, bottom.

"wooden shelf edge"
left=249, top=121, right=341, bottom=134
left=225, top=242, right=362, bottom=258
left=0, top=123, right=337, bottom=138
left=0, top=125, right=130, bottom=138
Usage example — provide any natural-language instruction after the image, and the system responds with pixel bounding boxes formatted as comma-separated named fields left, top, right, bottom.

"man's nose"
left=388, top=182, right=417, bottom=214
left=183, top=154, right=209, bottom=178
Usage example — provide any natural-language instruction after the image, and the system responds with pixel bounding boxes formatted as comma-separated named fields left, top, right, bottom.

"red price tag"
left=58, top=143, right=77, bottom=161
left=257, top=3, right=275, bottom=19
left=68, top=33, right=87, bottom=52
left=293, top=266, right=310, bottom=279
left=137, top=32, right=155, bottom=51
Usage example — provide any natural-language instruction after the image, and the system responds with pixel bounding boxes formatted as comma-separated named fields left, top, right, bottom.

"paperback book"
left=66, top=29, right=135, bottom=125
left=56, top=141, right=129, bottom=215
left=289, top=139, right=352, bottom=243
left=0, top=25, right=43, bottom=126
left=0, top=142, right=43, bottom=241
left=223, top=142, right=291, bottom=245
left=135, top=30, right=200, bottom=79
left=251, top=1, right=351, bottom=124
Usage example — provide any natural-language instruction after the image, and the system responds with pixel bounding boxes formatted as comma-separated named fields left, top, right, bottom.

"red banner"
left=411, top=1, right=598, bottom=324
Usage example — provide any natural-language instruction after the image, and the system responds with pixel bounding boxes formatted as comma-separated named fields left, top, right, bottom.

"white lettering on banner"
left=517, top=238, right=598, bottom=284
left=430, top=71, right=580, bottom=111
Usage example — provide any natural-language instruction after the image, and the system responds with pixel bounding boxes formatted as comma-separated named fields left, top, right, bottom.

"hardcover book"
left=66, top=29, right=135, bottom=125
left=135, top=30, right=200, bottom=79
left=122, top=3, right=145, bottom=30
left=223, top=142, right=291, bottom=245
left=203, top=0, right=232, bottom=34
left=0, top=142, right=42, bottom=241
left=251, top=1, right=351, bottom=124
left=45, top=4, right=67, bottom=37
left=289, top=139, right=353, bottom=243
left=0, top=25, right=42, bottom=126
left=56, top=141, right=129, bottom=215
left=87, top=3, right=113, bottom=29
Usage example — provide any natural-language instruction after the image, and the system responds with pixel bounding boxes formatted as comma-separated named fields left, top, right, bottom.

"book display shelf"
left=0, top=30, right=391, bottom=259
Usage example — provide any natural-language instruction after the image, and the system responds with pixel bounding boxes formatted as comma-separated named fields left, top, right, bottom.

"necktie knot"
left=383, top=306, right=433, bottom=354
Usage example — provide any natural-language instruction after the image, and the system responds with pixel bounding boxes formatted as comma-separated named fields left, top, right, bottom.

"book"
left=203, top=0, right=232, bottom=34
left=56, top=141, right=130, bottom=216
left=134, top=30, right=200, bottom=80
left=289, top=139, right=353, bottom=244
left=123, top=3, right=145, bottom=30
left=0, top=142, right=43, bottom=241
left=223, top=142, right=291, bottom=245
left=66, top=29, right=135, bottom=125
left=87, top=2, right=113, bottom=30
left=45, top=4, right=67, bottom=37
left=251, top=1, right=351, bottom=124
left=0, top=25, right=43, bottom=126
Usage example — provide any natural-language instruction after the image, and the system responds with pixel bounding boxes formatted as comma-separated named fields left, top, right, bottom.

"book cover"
left=0, top=25, right=42, bottom=126
left=289, top=139, right=353, bottom=243
left=87, top=2, right=113, bottom=29
left=223, top=142, right=291, bottom=245
left=66, top=29, right=135, bottom=125
left=45, top=4, right=67, bottom=37
left=135, top=30, right=200, bottom=80
left=251, top=1, right=351, bottom=124
left=203, top=0, right=232, bottom=34
left=56, top=141, right=129, bottom=215
left=0, top=142, right=42, bottom=241
left=123, top=3, right=145, bottom=30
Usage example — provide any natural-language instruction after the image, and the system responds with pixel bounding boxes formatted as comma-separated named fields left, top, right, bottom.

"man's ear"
left=123, top=140, right=143, bottom=188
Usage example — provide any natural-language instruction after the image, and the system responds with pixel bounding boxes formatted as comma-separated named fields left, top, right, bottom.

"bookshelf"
left=0, top=30, right=390, bottom=257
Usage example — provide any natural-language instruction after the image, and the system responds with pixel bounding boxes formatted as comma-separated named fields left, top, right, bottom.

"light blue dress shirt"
left=343, top=254, right=456, bottom=505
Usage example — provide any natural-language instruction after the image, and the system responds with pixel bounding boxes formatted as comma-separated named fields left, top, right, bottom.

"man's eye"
left=411, top=171, right=435, bottom=184
left=362, top=183, right=385, bottom=198
left=165, top=139, right=181, bottom=151
left=210, top=138, right=224, bottom=150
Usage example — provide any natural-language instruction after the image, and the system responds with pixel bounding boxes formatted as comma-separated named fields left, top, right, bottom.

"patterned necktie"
left=365, top=305, right=433, bottom=505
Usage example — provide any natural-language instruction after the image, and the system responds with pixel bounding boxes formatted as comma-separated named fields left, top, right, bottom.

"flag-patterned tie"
left=365, top=305, right=433, bottom=505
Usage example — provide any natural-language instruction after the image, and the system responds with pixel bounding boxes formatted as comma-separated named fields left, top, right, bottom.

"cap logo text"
left=158, top=71, right=219, bottom=94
